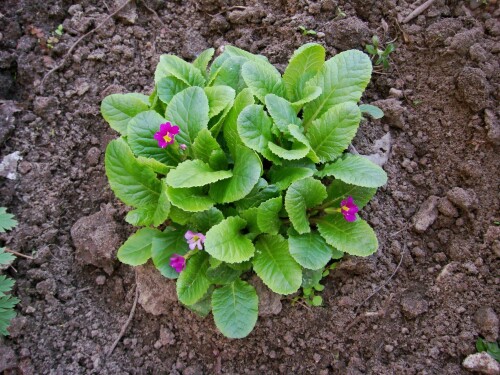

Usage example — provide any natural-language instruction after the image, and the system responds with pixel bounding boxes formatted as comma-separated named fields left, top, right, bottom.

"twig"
left=38, top=0, right=132, bottom=92
left=208, top=5, right=248, bottom=18
left=107, top=285, right=139, bottom=356
left=402, top=0, right=436, bottom=24
left=4, top=248, right=34, bottom=260
left=355, top=245, right=406, bottom=312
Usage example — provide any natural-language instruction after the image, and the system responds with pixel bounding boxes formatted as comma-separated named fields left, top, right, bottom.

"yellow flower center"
left=341, top=205, right=349, bottom=212
left=163, top=133, right=172, bottom=143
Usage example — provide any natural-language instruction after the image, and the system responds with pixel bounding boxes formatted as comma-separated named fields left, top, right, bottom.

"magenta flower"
left=340, top=196, right=359, bottom=222
left=179, top=144, right=187, bottom=151
left=169, top=254, right=186, bottom=273
left=185, top=230, right=205, bottom=250
left=154, top=122, right=180, bottom=148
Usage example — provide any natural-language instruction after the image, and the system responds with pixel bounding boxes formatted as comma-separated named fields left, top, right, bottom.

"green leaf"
left=166, top=185, right=215, bottom=212
left=105, top=138, right=161, bottom=207
left=185, top=286, right=214, bottom=317
left=127, top=110, right=181, bottom=165
left=253, top=234, right=302, bottom=295
left=153, top=180, right=171, bottom=226
left=305, top=102, right=361, bottom=162
left=223, top=88, right=255, bottom=155
left=359, top=104, right=384, bottom=119
left=206, top=263, right=241, bottom=285
left=268, top=140, right=309, bottom=161
left=269, top=163, right=316, bottom=190
left=288, top=231, right=332, bottom=270
left=101, top=93, right=150, bottom=135
left=257, top=196, right=283, bottom=235
left=303, top=50, right=372, bottom=127
left=136, top=156, right=172, bottom=175
left=154, top=54, right=205, bottom=86
left=0, top=275, right=15, bottom=297
left=238, top=207, right=262, bottom=236
left=291, top=85, right=322, bottom=111
left=235, top=179, right=280, bottom=210
left=204, top=216, right=255, bottom=263
left=311, top=295, right=323, bottom=306
left=283, top=43, right=325, bottom=103
left=302, top=268, right=323, bottom=289
left=166, top=160, right=233, bottom=188
left=169, top=206, right=192, bottom=225
left=193, top=48, right=215, bottom=78
left=242, top=60, right=285, bottom=103
left=225, top=46, right=269, bottom=63
left=192, top=129, right=224, bottom=164
left=317, top=213, right=378, bottom=256
left=288, top=124, right=319, bottom=163
left=151, top=229, right=189, bottom=279
left=210, top=56, right=248, bottom=93
left=0, top=248, right=15, bottom=266
left=0, top=294, right=19, bottom=336
left=189, top=207, right=224, bottom=233
left=212, top=279, right=258, bottom=339
left=0, top=208, right=17, bottom=233
left=237, top=104, right=274, bottom=155
left=204, top=86, right=236, bottom=118
left=176, top=251, right=211, bottom=305
left=165, top=86, right=210, bottom=147
left=117, top=228, right=160, bottom=266
left=157, top=76, right=189, bottom=105
left=209, top=145, right=262, bottom=204
left=285, top=177, right=327, bottom=234
left=322, top=179, right=377, bottom=210
left=265, top=94, right=302, bottom=133
left=319, top=154, right=388, bottom=188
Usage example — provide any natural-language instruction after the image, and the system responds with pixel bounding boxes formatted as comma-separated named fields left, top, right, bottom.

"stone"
left=363, top=132, right=392, bottom=167
left=475, top=307, right=499, bottom=342
left=413, top=196, right=440, bottom=233
left=400, top=293, right=429, bottom=319
left=70, top=208, right=122, bottom=274
left=0, top=344, right=17, bottom=372
left=209, top=15, right=230, bottom=33
left=113, top=0, right=137, bottom=25
left=484, top=109, right=500, bottom=146
left=370, top=99, right=405, bottom=129
left=0, top=100, right=20, bottom=144
left=0, top=151, right=22, bottom=180
left=86, top=147, right=101, bottom=166
left=159, top=326, right=176, bottom=346
left=325, top=17, right=371, bottom=50
left=446, top=187, right=478, bottom=211
left=463, top=352, right=500, bottom=375
left=437, top=198, right=459, bottom=218
left=249, top=275, right=282, bottom=316
left=136, top=262, right=177, bottom=315
left=456, top=67, right=490, bottom=112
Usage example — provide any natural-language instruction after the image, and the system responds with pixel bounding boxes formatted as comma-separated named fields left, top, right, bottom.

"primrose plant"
left=101, top=43, right=387, bottom=338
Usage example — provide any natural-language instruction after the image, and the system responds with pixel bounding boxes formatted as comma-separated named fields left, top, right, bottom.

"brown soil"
left=1, top=0, right=499, bottom=374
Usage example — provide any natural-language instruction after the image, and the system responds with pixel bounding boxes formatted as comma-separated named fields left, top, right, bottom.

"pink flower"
left=179, top=144, right=187, bottom=150
left=154, top=122, right=180, bottom=148
left=169, top=254, right=186, bottom=273
left=340, top=196, right=359, bottom=222
left=185, top=230, right=205, bottom=250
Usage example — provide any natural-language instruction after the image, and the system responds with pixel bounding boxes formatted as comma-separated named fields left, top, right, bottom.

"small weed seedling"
left=298, top=25, right=317, bottom=36
left=101, top=43, right=387, bottom=338
left=334, top=7, right=347, bottom=20
left=476, top=338, right=500, bottom=361
left=365, top=35, right=395, bottom=70
left=0, top=207, right=19, bottom=336
left=47, top=24, right=64, bottom=49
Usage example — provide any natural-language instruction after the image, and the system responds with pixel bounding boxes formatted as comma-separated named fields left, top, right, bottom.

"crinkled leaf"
left=105, top=138, right=161, bottom=207
left=322, top=179, right=377, bottom=210
left=189, top=208, right=224, bottom=233
left=117, top=228, right=160, bottom=266
left=253, top=235, right=302, bottom=295
left=288, top=124, right=319, bottom=163
left=268, top=140, right=309, bottom=161
left=288, top=230, right=332, bottom=270
left=154, top=54, right=205, bottom=86
left=237, top=104, right=274, bottom=155
left=204, top=216, right=255, bottom=263
left=239, top=207, right=262, bottom=236
left=291, top=85, right=322, bottom=112
left=0, top=208, right=17, bottom=233
left=169, top=206, right=191, bottom=225
left=283, top=43, right=325, bottom=103
left=127, top=110, right=181, bottom=165
left=265, top=94, right=302, bottom=133
left=257, top=196, right=283, bottom=235
left=285, top=177, right=327, bottom=234
left=317, top=213, right=378, bottom=256
left=193, top=48, right=215, bottom=78
left=209, top=145, right=262, bottom=204
left=185, top=286, right=214, bottom=318
left=210, top=56, right=247, bottom=93
left=303, top=50, right=372, bottom=126
left=204, top=86, right=236, bottom=118
left=302, top=268, right=323, bottom=289
left=306, top=102, right=361, bottom=162
left=166, top=185, right=215, bottom=212
left=225, top=45, right=269, bottom=63
left=211, top=279, right=258, bottom=339
left=235, top=179, right=280, bottom=210
left=101, top=93, right=150, bottom=135
left=136, top=156, right=172, bottom=175
left=269, top=161, right=316, bottom=191
left=242, top=60, right=285, bottom=103
left=192, top=129, right=223, bottom=164
left=165, top=86, right=209, bottom=147
left=319, top=155, right=387, bottom=188
left=359, top=104, right=384, bottom=119
left=223, top=88, right=255, bottom=155
left=157, top=76, right=189, bottom=105
left=176, top=251, right=211, bottom=305
left=151, top=229, right=189, bottom=279
left=206, top=263, right=241, bottom=285
left=166, top=160, right=232, bottom=188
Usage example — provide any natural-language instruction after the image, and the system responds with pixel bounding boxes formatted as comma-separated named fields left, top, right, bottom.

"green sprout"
left=298, top=25, right=317, bottom=36
left=476, top=338, right=500, bottom=361
left=365, top=35, right=396, bottom=70
left=335, top=7, right=346, bottom=19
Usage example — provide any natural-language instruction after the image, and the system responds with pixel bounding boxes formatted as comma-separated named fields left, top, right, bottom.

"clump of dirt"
left=0, top=0, right=499, bottom=373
